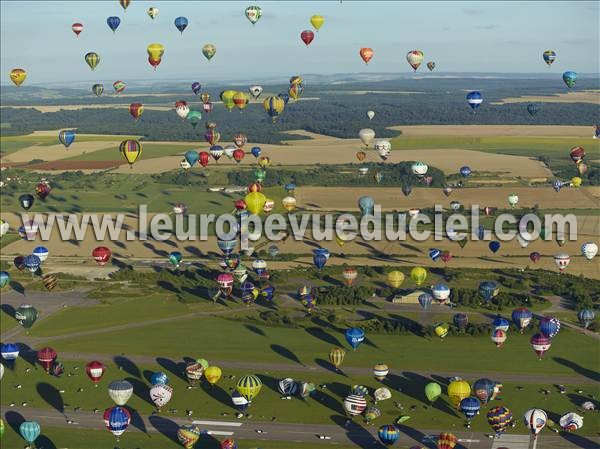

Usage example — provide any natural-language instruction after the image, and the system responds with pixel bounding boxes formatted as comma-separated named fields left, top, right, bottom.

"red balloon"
left=233, top=149, right=245, bottom=163
left=148, top=56, right=161, bottom=70
left=37, top=347, right=57, bottom=372
left=92, top=246, right=111, bottom=266
left=175, top=100, right=187, bottom=109
left=129, top=103, right=143, bottom=120
left=234, top=199, right=247, bottom=211
left=198, top=151, right=210, bottom=167
left=221, top=439, right=237, bottom=449
left=301, top=30, right=315, bottom=46
left=248, top=182, right=261, bottom=193
left=36, top=182, right=51, bottom=200
left=359, top=47, right=374, bottom=64
left=86, top=360, right=105, bottom=384
left=529, top=252, right=541, bottom=263
left=440, top=251, right=453, bottom=263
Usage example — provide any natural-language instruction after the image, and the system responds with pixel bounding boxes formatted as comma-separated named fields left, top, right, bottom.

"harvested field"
left=28, top=160, right=120, bottom=170
left=388, top=125, right=593, bottom=137
left=2, top=141, right=122, bottom=163
left=491, top=90, right=600, bottom=105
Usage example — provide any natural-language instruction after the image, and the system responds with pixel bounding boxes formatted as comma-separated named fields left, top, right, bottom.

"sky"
left=1, top=1, right=599, bottom=85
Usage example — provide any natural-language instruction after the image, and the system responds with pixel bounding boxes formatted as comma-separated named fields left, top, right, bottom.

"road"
left=3, top=406, right=599, bottom=448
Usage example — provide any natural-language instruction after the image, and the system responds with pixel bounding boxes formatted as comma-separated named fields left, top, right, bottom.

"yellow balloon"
left=245, top=191, right=267, bottom=215
left=236, top=374, right=263, bottom=401
left=204, top=366, right=222, bottom=385
left=220, top=90, right=237, bottom=111
left=147, top=43, right=165, bottom=60
left=9, top=68, right=27, bottom=87
left=434, top=323, right=449, bottom=339
left=387, top=270, right=405, bottom=289
left=233, top=91, right=250, bottom=111
left=329, top=347, right=345, bottom=368
left=447, top=380, right=471, bottom=407
left=310, top=15, right=325, bottom=31
left=282, top=196, right=297, bottom=212
left=571, top=176, right=582, bottom=188
left=119, top=140, right=142, bottom=166
left=410, top=267, right=427, bottom=286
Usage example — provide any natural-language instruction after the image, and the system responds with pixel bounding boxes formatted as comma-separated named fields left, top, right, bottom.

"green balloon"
left=425, top=382, right=442, bottom=402
left=15, top=304, right=38, bottom=328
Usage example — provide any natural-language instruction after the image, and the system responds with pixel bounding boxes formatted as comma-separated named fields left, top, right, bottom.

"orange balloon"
left=359, top=48, right=374, bottom=64
left=356, top=151, right=367, bottom=161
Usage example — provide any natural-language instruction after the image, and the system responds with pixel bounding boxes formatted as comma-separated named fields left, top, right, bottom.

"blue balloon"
left=552, top=179, right=563, bottom=192
left=492, top=316, right=510, bottom=331
left=285, top=182, right=296, bottom=193
left=358, top=196, right=375, bottom=215
left=0, top=271, right=11, bottom=288
left=313, top=253, right=327, bottom=270
left=453, top=313, right=469, bottom=329
left=459, top=166, right=472, bottom=177
left=217, top=239, right=236, bottom=255
left=107, top=406, right=130, bottom=435
left=251, top=146, right=262, bottom=158
left=527, top=103, right=540, bottom=117
left=562, top=71, right=577, bottom=88
left=477, top=225, right=486, bottom=240
left=191, top=82, right=202, bottom=95
left=184, top=150, right=199, bottom=166
left=313, top=248, right=330, bottom=260
left=378, top=425, right=400, bottom=445
left=58, top=130, right=75, bottom=148
left=345, top=327, right=365, bottom=350
left=459, top=397, right=481, bottom=421
left=278, top=92, right=290, bottom=104
left=488, top=241, right=501, bottom=253
left=33, top=246, right=49, bottom=262
left=540, top=316, right=560, bottom=338
left=428, top=248, right=441, bottom=261
left=1, top=342, right=20, bottom=360
left=466, top=91, right=483, bottom=111
left=174, top=16, right=189, bottom=34
left=261, top=285, right=275, bottom=301
left=479, top=281, right=498, bottom=301
left=23, top=254, right=41, bottom=273
left=19, top=421, right=41, bottom=443
left=150, top=371, right=169, bottom=385
left=107, top=16, right=121, bottom=32
left=231, top=390, right=249, bottom=412
left=472, top=378, right=496, bottom=404
left=511, top=307, right=532, bottom=331
left=418, top=293, right=433, bottom=310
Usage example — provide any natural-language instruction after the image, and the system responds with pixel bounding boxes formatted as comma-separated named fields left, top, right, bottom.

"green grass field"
left=43, top=314, right=597, bottom=377
left=0, top=133, right=140, bottom=156
left=1, top=360, right=598, bottom=435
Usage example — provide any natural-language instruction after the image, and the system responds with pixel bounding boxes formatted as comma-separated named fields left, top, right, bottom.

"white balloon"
left=249, top=85, right=263, bottom=99
left=0, top=363, right=4, bottom=380
left=0, top=220, right=9, bottom=238
left=559, top=412, right=583, bottom=431
left=150, top=384, right=173, bottom=409
left=176, top=105, right=190, bottom=119
left=581, top=242, right=598, bottom=261
left=108, top=380, right=133, bottom=406
left=523, top=408, right=548, bottom=436
left=359, top=128, right=375, bottom=146
left=366, top=110, right=375, bottom=120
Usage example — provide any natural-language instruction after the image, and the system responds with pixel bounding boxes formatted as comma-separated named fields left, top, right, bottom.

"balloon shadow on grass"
left=0, top=303, right=16, bottom=319
left=305, top=326, right=343, bottom=347
left=36, top=435, right=58, bottom=449
left=330, top=415, right=379, bottom=447
left=125, top=377, right=154, bottom=407
left=17, top=343, right=38, bottom=367
left=129, top=407, right=149, bottom=434
left=148, top=415, right=179, bottom=444
left=156, top=357, right=187, bottom=383
left=9, top=281, right=25, bottom=296
left=395, top=423, right=436, bottom=449
left=315, top=358, right=348, bottom=378
left=36, top=382, right=64, bottom=414
left=244, top=324, right=266, bottom=337
left=4, top=410, right=26, bottom=434
left=553, top=357, right=600, bottom=382
left=271, top=344, right=303, bottom=365
left=114, top=356, right=140, bottom=378
left=559, top=432, right=600, bottom=449
left=200, top=382, right=233, bottom=411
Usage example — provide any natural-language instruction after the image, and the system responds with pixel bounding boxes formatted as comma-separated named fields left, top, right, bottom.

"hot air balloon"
left=540, top=316, right=560, bottom=338
left=487, top=406, right=513, bottom=435
left=425, top=382, right=442, bottom=402
left=569, top=146, right=586, bottom=163
left=459, top=397, right=480, bottom=426
left=437, top=432, right=457, bottom=449
left=249, top=85, right=263, bottom=99
left=147, top=43, right=165, bottom=69
left=372, top=363, right=389, bottom=381
left=435, top=323, right=449, bottom=338
left=432, top=283, right=450, bottom=303
left=113, top=80, right=126, bottom=93
left=410, top=267, right=427, bottom=286
left=72, top=22, right=83, bottom=37
left=447, top=380, right=471, bottom=407
left=277, top=377, right=298, bottom=397
left=466, top=91, right=483, bottom=111
left=367, top=110, right=375, bottom=120
left=176, top=102, right=190, bottom=119
left=460, top=166, right=472, bottom=177
left=32, top=246, right=49, bottom=262
left=129, top=103, right=143, bottom=120
left=0, top=271, right=10, bottom=289
left=512, top=308, right=533, bottom=332
left=245, top=5, right=262, bottom=25
left=107, top=16, right=121, bottom=32
left=36, top=346, right=57, bottom=371
left=523, top=408, right=547, bottom=438
left=184, top=150, right=199, bottom=167
left=344, top=394, right=367, bottom=416
left=479, top=281, right=499, bottom=301
left=184, top=362, right=204, bottom=385
left=204, top=366, right=222, bottom=385
left=236, top=374, right=262, bottom=401
left=120, top=0, right=130, bottom=11
left=453, top=313, right=469, bottom=329
left=577, top=309, right=595, bottom=329
left=378, top=424, right=400, bottom=446
left=492, top=316, right=509, bottom=332
left=418, top=293, right=433, bottom=310
left=472, top=378, right=495, bottom=404
left=174, top=16, right=188, bottom=34
left=1, top=343, right=19, bottom=361
left=581, top=242, right=598, bottom=261
left=217, top=272, right=234, bottom=297
left=530, top=333, right=551, bottom=359
left=177, top=424, right=201, bottom=449
left=108, top=380, right=133, bottom=406
left=559, top=412, right=584, bottom=431
left=359, top=47, right=374, bottom=64
left=411, top=161, right=428, bottom=177
left=345, top=327, right=365, bottom=350
left=92, top=246, right=111, bottom=266
left=150, top=371, right=169, bottom=386
left=300, top=30, right=315, bottom=46
left=329, top=347, right=345, bottom=369
left=9, top=68, right=27, bottom=87
left=310, top=14, right=325, bottom=31
left=528, top=251, right=541, bottom=264
left=186, top=110, right=202, bottom=128
left=86, top=361, right=105, bottom=384
left=202, top=44, right=217, bottom=61
left=359, top=128, right=376, bottom=147
left=23, top=255, right=41, bottom=274
left=85, top=52, right=100, bottom=70
left=527, top=103, right=540, bottom=117
left=36, top=182, right=51, bottom=200
left=543, top=50, right=556, bottom=67
left=19, top=421, right=41, bottom=446
left=427, top=61, right=436, bottom=71
left=406, top=50, right=424, bottom=71
left=491, top=329, right=507, bottom=347
left=147, top=7, right=159, bottom=19
left=150, top=383, right=173, bottom=410
left=105, top=406, right=131, bottom=439
left=18, top=194, right=34, bottom=211
left=168, top=251, right=182, bottom=268
left=92, top=83, right=104, bottom=96
left=562, top=71, right=577, bottom=88
left=387, top=270, right=404, bottom=289
left=120, top=140, right=142, bottom=167
left=553, top=253, right=570, bottom=273
left=58, top=130, right=76, bottom=148
left=358, top=196, right=375, bottom=215
left=263, top=96, right=285, bottom=122
left=342, top=267, right=358, bottom=286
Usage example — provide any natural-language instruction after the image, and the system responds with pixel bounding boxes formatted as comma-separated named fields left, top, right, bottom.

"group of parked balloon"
left=2, top=2, right=599, bottom=448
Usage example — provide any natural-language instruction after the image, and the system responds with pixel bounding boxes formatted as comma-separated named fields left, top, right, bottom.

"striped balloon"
left=343, top=394, right=367, bottom=416
left=236, top=374, right=262, bottom=401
